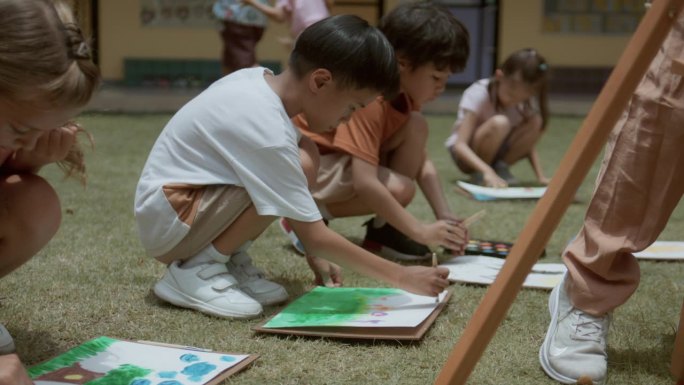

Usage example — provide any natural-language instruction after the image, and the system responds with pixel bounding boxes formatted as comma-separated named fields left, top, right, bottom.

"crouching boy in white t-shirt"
left=134, top=15, right=451, bottom=319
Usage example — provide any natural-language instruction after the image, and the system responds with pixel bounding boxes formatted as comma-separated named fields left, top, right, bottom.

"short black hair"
left=379, top=2, right=470, bottom=73
left=289, top=14, right=399, bottom=97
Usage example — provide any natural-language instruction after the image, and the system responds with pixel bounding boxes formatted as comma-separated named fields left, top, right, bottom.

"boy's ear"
left=396, top=55, right=411, bottom=72
left=494, top=68, right=504, bottom=79
left=308, top=68, right=333, bottom=94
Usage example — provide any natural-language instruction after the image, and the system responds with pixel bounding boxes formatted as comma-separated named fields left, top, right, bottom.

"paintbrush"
left=431, top=245, right=440, bottom=304
left=462, top=209, right=486, bottom=228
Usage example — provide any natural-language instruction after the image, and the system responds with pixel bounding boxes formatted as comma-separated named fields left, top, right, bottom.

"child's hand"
left=12, top=124, right=78, bottom=171
left=419, top=220, right=467, bottom=255
left=0, top=354, right=33, bottom=385
left=483, top=171, right=507, bottom=188
left=305, top=254, right=343, bottom=287
left=396, top=266, right=450, bottom=297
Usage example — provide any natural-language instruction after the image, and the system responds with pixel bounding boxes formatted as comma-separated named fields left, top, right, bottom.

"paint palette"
left=465, top=239, right=513, bottom=258
left=465, top=239, right=546, bottom=258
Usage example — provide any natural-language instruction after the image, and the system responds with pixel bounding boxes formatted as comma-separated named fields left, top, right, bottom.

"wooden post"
left=434, top=1, right=684, bottom=384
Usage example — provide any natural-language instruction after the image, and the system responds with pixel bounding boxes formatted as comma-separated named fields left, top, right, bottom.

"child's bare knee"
left=388, top=177, right=415, bottom=206
left=5, top=174, right=61, bottom=242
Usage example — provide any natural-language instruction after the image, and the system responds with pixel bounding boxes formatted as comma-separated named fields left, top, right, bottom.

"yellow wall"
left=99, top=0, right=290, bottom=81
left=498, top=0, right=631, bottom=67
left=98, top=1, right=380, bottom=81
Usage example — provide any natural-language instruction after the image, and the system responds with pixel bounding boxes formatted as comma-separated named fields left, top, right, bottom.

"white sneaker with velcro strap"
left=227, top=250, right=288, bottom=306
left=0, top=324, right=15, bottom=355
left=153, top=260, right=263, bottom=319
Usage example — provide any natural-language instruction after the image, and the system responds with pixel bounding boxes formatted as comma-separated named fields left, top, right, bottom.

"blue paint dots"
left=181, top=362, right=217, bottom=382
left=157, top=371, right=177, bottom=379
left=180, top=353, right=200, bottom=363
left=157, top=381, right=182, bottom=385
left=220, top=355, right=236, bottom=362
left=130, top=380, right=151, bottom=385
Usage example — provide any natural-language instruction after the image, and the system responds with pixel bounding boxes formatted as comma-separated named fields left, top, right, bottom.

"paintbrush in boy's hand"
left=462, top=209, right=486, bottom=228
left=430, top=245, right=441, bottom=303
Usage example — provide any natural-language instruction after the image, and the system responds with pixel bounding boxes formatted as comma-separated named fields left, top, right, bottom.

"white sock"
left=182, top=243, right=230, bottom=268
left=372, top=216, right=386, bottom=228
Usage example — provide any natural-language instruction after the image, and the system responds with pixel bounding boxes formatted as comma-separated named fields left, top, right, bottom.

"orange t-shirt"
left=293, top=93, right=416, bottom=166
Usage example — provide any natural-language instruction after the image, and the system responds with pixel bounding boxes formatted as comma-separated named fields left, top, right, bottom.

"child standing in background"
left=241, top=0, right=331, bottom=50
left=446, top=48, right=550, bottom=188
left=0, top=0, right=100, bottom=383
left=212, top=0, right=269, bottom=75
left=134, top=15, right=450, bottom=320
left=284, top=3, right=470, bottom=283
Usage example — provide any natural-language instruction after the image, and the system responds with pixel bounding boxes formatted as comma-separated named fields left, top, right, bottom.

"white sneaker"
left=153, top=261, right=263, bottom=319
left=279, top=218, right=305, bottom=255
left=539, top=276, right=611, bottom=384
left=0, top=324, right=15, bottom=354
left=227, top=251, right=288, bottom=306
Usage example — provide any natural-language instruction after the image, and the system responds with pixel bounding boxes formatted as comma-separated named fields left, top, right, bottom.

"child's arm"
left=0, top=354, right=33, bottom=385
left=4, top=124, right=78, bottom=173
left=528, top=148, right=550, bottom=185
left=289, top=219, right=450, bottom=296
left=351, top=157, right=465, bottom=251
left=452, top=112, right=507, bottom=187
left=416, top=158, right=467, bottom=254
left=241, top=0, right=287, bottom=22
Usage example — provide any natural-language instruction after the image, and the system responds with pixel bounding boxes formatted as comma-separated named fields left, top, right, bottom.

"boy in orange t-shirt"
left=282, top=2, right=471, bottom=285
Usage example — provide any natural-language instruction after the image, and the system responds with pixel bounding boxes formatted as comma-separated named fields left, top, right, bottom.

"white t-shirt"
left=445, top=78, right=529, bottom=148
left=135, top=67, right=321, bottom=256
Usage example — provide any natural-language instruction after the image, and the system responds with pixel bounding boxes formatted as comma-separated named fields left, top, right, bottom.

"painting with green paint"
left=29, top=336, right=254, bottom=385
left=263, top=287, right=441, bottom=328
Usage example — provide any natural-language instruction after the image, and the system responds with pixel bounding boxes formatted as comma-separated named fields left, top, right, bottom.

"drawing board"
left=441, top=255, right=566, bottom=290
left=456, top=181, right=547, bottom=201
left=634, top=241, right=684, bottom=260
left=28, top=336, right=257, bottom=385
left=254, top=287, right=451, bottom=340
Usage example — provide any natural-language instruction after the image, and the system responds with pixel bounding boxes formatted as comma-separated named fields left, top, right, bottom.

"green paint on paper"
left=29, top=336, right=117, bottom=378
left=85, top=364, right=151, bottom=385
left=264, top=287, right=398, bottom=328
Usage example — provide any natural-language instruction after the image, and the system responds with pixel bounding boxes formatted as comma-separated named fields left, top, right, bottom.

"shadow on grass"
left=608, top=332, right=677, bottom=381
left=14, top=329, right=59, bottom=366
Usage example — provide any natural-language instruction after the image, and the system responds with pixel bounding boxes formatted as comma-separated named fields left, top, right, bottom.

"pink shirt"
left=276, top=0, right=329, bottom=38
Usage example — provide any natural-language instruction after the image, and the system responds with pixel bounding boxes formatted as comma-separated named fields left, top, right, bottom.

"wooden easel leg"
left=672, top=300, right=684, bottom=384
left=434, top=1, right=684, bottom=384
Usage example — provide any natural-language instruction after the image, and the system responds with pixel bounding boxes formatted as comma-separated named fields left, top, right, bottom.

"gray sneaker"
left=539, top=276, right=611, bottom=384
left=494, top=160, right=519, bottom=185
left=0, top=324, right=16, bottom=355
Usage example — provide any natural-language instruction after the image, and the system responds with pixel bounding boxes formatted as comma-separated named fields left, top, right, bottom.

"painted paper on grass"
left=29, top=336, right=252, bottom=385
left=634, top=241, right=684, bottom=260
left=457, top=181, right=546, bottom=201
left=263, top=287, right=441, bottom=328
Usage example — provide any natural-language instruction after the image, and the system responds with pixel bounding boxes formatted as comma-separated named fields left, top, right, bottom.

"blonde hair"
left=0, top=0, right=101, bottom=183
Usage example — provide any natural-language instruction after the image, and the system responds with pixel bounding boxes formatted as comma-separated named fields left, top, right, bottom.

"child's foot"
left=539, top=276, right=610, bottom=384
left=0, top=324, right=16, bottom=355
left=494, top=160, right=519, bottom=185
left=362, top=219, right=431, bottom=261
left=226, top=251, right=289, bottom=306
left=279, top=217, right=305, bottom=255
left=153, top=261, right=263, bottom=319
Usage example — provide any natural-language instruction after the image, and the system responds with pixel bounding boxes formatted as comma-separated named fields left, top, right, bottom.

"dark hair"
left=493, top=48, right=550, bottom=130
left=379, top=2, right=469, bottom=73
left=289, top=14, right=399, bottom=97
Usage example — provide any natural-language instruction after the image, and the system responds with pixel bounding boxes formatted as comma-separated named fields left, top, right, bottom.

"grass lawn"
left=1, top=112, right=683, bottom=385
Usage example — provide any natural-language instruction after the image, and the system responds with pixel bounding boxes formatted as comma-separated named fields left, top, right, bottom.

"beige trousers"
left=564, top=11, right=684, bottom=315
